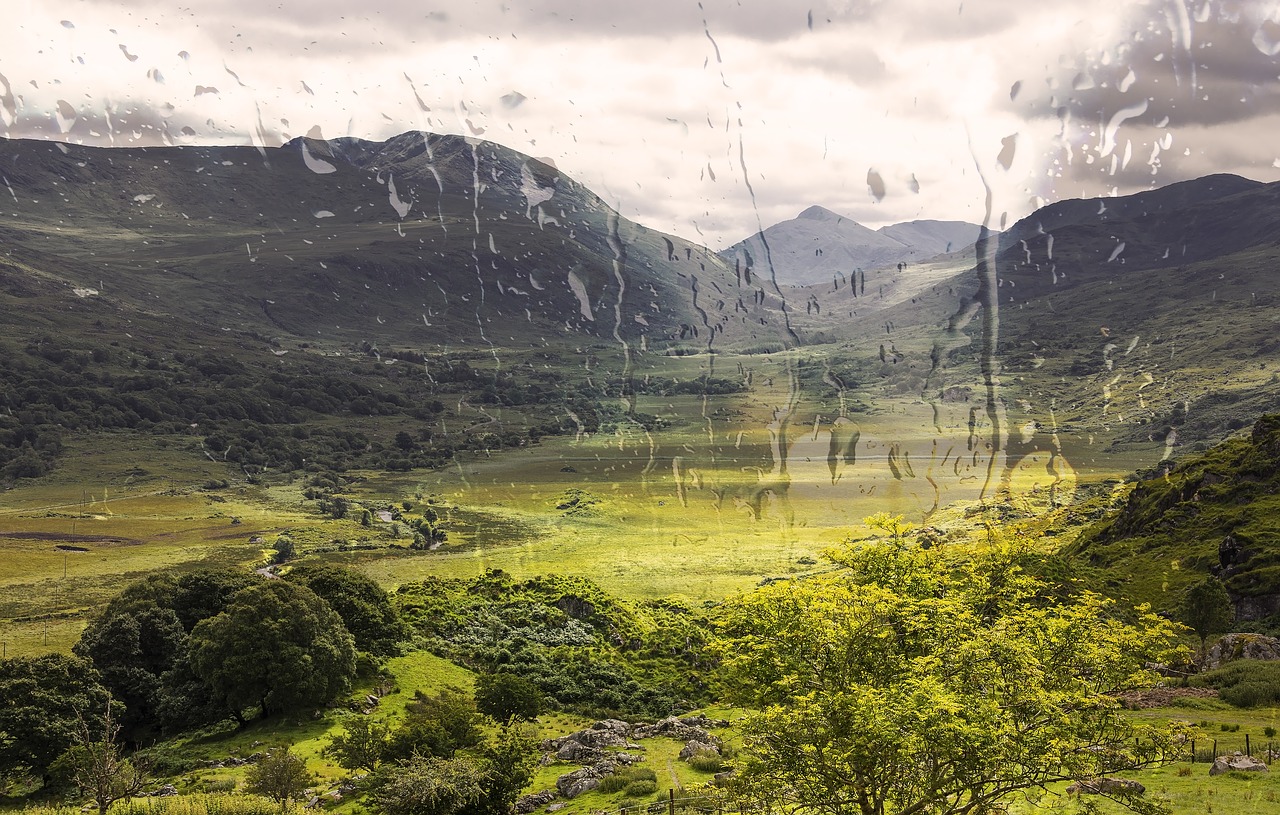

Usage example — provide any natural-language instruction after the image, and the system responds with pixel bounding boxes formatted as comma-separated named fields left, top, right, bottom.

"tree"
left=189, top=581, right=357, bottom=721
left=285, top=563, right=409, bottom=655
left=369, top=755, right=483, bottom=815
left=271, top=535, right=297, bottom=564
left=325, top=715, right=392, bottom=773
left=59, top=701, right=149, bottom=815
left=0, top=654, right=113, bottom=782
left=1181, top=577, right=1234, bottom=660
left=73, top=604, right=188, bottom=740
left=474, top=673, right=543, bottom=723
left=245, top=746, right=313, bottom=813
left=459, top=722, right=539, bottom=815
left=714, top=540, right=1185, bottom=815
left=72, top=569, right=262, bottom=736
left=385, top=689, right=484, bottom=761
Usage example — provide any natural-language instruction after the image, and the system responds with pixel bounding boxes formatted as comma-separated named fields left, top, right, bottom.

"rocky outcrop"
left=555, top=766, right=605, bottom=798
left=515, top=790, right=559, bottom=813
left=1203, top=633, right=1280, bottom=669
left=679, top=740, right=720, bottom=760
left=1209, top=752, right=1269, bottom=775
left=632, top=715, right=725, bottom=743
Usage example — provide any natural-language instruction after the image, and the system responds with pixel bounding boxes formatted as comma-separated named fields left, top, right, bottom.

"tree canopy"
left=0, top=654, right=113, bottom=780
left=1180, top=577, right=1234, bottom=657
left=189, top=581, right=357, bottom=720
left=473, top=672, right=543, bottom=722
left=284, top=563, right=407, bottom=655
left=714, top=539, right=1185, bottom=815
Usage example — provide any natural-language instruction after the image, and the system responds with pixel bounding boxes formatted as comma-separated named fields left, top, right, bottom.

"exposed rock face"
left=679, top=740, right=720, bottom=760
left=555, top=766, right=604, bottom=798
left=1204, top=633, right=1280, bottom=669
left=1209, top=752, right=1269, bottom=776
left=1066, top=778, right=1146, bottom=795
left=515, top=790, right=559, bottom=813
left=632, top=715, right=725, bottom=743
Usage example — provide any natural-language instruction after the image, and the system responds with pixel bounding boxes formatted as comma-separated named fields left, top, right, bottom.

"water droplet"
left=996, top=134, right=1017, bottom=170
left=1253, top=19, right=1280, bottom=56
left=866, top=169, right=885, bottom=202
left=60, top=20, right=75, bottom=29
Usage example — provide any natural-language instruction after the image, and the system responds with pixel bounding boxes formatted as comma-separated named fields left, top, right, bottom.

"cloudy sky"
left=4, top=0, right=1280, bottom=247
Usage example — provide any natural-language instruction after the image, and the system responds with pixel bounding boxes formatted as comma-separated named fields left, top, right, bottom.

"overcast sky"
left=4, top=0, right=1280, bottom=247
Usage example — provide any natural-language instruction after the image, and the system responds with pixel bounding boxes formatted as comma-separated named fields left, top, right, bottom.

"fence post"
left=1191, top=740, right=1196, bottom=763
left=669, top=789, right=675, bottom=815
left=1247, top=734, right=1251, bottom=756
left=1213, top=739, right=1218, bottom=760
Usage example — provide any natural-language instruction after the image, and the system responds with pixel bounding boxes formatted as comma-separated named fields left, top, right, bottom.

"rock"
left=679, top=740, right=720, bottom=760
left=516, top=791, right=560, bottom=814
left=632, top=716, right=719, bottom=744
left=1209, top=752, right=1269, bottom=776
left=306, top=797, right=320, bottom=809
left=547, top=805, right=565, bottom=812
left=555, top=742, right=603, bottom=763
left=1066, top=778, right=1146, bottom=795
left=366, top=694, right=380, bottom=707
left=556, top=767, right=604, bottom=798
left=592, top=719, right=632, bottom=736
left=151, top=784, right=179, bottom=797
left=542, top=726, right=629, bottom=755
left=1203, top=633, right=1280, bottom=669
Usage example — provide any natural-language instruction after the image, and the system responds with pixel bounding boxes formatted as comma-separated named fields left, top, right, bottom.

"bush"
left=686, top=750, right=725, bottom=773
left=600, top=767, right=658, bottom=794
left=1191, top=660, right=1280, bottom=708
left=624, top=780, right=659, bottom=797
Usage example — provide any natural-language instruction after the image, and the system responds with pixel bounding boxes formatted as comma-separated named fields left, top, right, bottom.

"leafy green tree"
left=325, top=715, right=392, bottom=773
left=0, top=654, right=113, bottom=782
left=714, top=540, right=1185, bottom=815
left=474, top=673, right=543, bottom=723
left=369, top=755, right=483, bottom=815
left=189, top=581, right=357, bottom=721
left=271, top=535, right=297, bottom=564
left=245, top=746, right=313, bottom=813
left=73, top=605, right=187, bottom=740
left=385, top=689, right=484, bottom=760
left=73, top=569, right=263, bottom=736
left=285, top=563, right=408, bottom=655
left=1181, top=577, right=1234, bottom=659
left=459, top=722, right=539, bottom=815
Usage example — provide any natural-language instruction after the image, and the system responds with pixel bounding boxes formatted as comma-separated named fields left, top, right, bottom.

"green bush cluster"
left=394, top=572, right=711, bottom=718
left=599, top=766, right=658, bottom=794
left=1190, top=659, right=1280, bottom=707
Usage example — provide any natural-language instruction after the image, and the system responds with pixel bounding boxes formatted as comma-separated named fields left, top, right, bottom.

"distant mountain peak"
left=796, top=205, right=848, bottom=223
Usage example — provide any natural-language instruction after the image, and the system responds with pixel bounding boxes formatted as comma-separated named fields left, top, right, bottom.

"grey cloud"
left=1014, top=6, right=1280, bottom=128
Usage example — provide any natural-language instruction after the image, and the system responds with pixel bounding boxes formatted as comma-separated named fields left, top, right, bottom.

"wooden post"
left=669, top=789, right=675, bottom=815
left=1191, top=740, right=1196, bottom=762
left=1213, top=739, right=1218, bottom=760
left=1247, top=734, right=1251, bottom=756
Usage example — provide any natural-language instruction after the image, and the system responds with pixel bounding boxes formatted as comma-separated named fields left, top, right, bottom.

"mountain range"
left=719, top=205, right=983, bottom=287
left=4, top=129, right=1280, bottom=468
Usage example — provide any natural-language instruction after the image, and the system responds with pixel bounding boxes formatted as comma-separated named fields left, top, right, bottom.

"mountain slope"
left=1066, top=414, right=1280, bottom=625
left=0, top=132, right=790, bottom=354
left=718, top=206, right=981, bottom=288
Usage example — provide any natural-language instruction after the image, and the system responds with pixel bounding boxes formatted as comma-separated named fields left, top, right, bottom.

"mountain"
left=718, top=206, right=982, bottom=287
left=0, top=131, right=798, bottom=483
left=0, top=132, right=789, bottom=355
left=1066, top=414, right=1280, bottom=625
left=877, top=219, right=985, bottom=257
